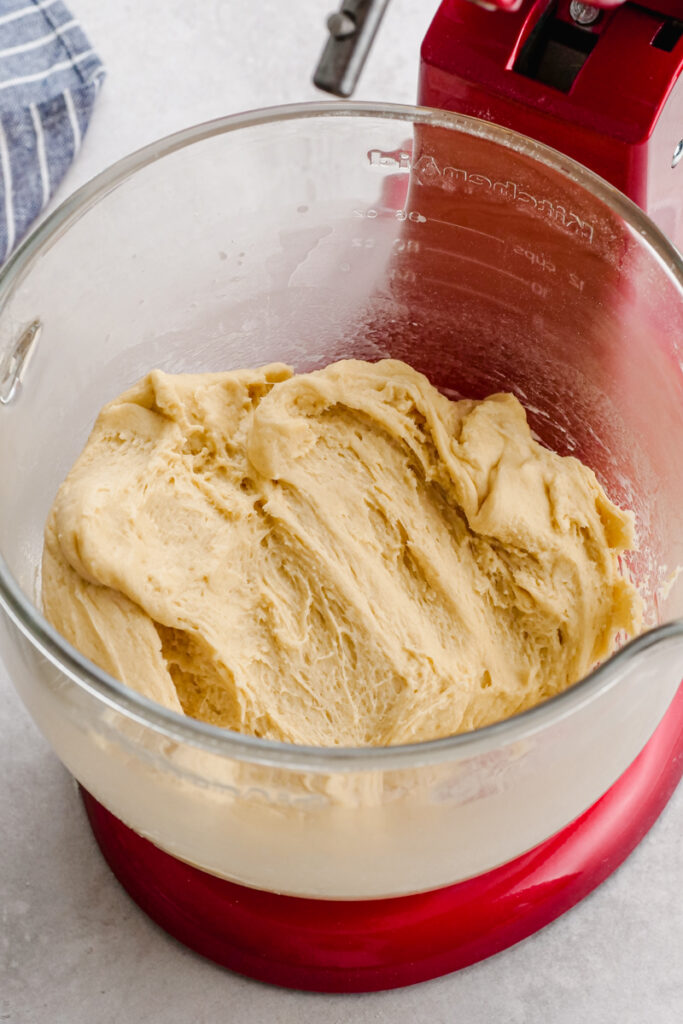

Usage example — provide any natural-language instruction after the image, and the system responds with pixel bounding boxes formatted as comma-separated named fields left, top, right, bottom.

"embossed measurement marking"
left=428, top=216, right=506, bottom=246
left=423, top=276, right=527, bottom=317
left=353, top=208, right=427, bottom=222
left=349, top=237, right=421, bottom=252
left=423, top=245, right=532, bottom=289
left=350, top=207, right=508, bottom=249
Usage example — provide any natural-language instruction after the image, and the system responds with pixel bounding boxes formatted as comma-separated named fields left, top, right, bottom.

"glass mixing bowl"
left=0, top=103, right=682, bottom=900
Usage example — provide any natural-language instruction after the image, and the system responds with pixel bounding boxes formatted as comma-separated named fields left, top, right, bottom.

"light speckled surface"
left=1, top=2, right=682, bottom=1021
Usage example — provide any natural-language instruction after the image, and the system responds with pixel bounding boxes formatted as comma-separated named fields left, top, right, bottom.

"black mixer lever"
left=313, top=0, right=392, bottom=97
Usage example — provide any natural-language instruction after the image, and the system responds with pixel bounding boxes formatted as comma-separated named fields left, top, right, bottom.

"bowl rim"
left=1, top=99, right=682, bottom=771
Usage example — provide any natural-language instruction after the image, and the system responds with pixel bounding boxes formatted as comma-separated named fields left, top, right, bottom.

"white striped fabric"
left=0, top=17, right=78, bottom=57
left=29, top=100, right=50, bottom=206
left=0, top=118, right=15, bottom=255
left=0, top=0, right=104, bottom=263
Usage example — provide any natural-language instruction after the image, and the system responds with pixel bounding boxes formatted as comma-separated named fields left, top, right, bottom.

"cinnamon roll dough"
left=42, top=358, right=641, bottom=745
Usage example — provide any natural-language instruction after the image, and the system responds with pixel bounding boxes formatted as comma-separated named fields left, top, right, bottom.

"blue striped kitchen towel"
left=0, top=0, right=104, bottom=263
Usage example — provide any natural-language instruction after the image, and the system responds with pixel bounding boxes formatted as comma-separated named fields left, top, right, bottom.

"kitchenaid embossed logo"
left=413, top=153, right=596, bottom=245
left=368, top=147, right=597, bottom=245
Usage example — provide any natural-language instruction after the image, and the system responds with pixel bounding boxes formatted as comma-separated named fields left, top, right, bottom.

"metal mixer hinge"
left=313, top=0, right=391, bottom=98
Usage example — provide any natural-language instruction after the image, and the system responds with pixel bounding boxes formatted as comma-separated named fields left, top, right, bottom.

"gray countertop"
left=1, top=2, right=682, bottom=1021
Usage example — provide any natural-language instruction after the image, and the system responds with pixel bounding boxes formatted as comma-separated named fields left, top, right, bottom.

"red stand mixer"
left=0, top=1, right=681, bottom=997
left=317, top=0, right=683, bottom=249
left=79, top=2, right=681, bottom=990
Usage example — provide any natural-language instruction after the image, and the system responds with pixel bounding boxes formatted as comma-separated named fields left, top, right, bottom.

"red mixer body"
left=419, top=0, right=683, bottom=248
left=83, top=681, right=683, bottom=992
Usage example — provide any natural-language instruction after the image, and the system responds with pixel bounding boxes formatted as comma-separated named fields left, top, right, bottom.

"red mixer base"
left=81, top=684, right=683, bottom=993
